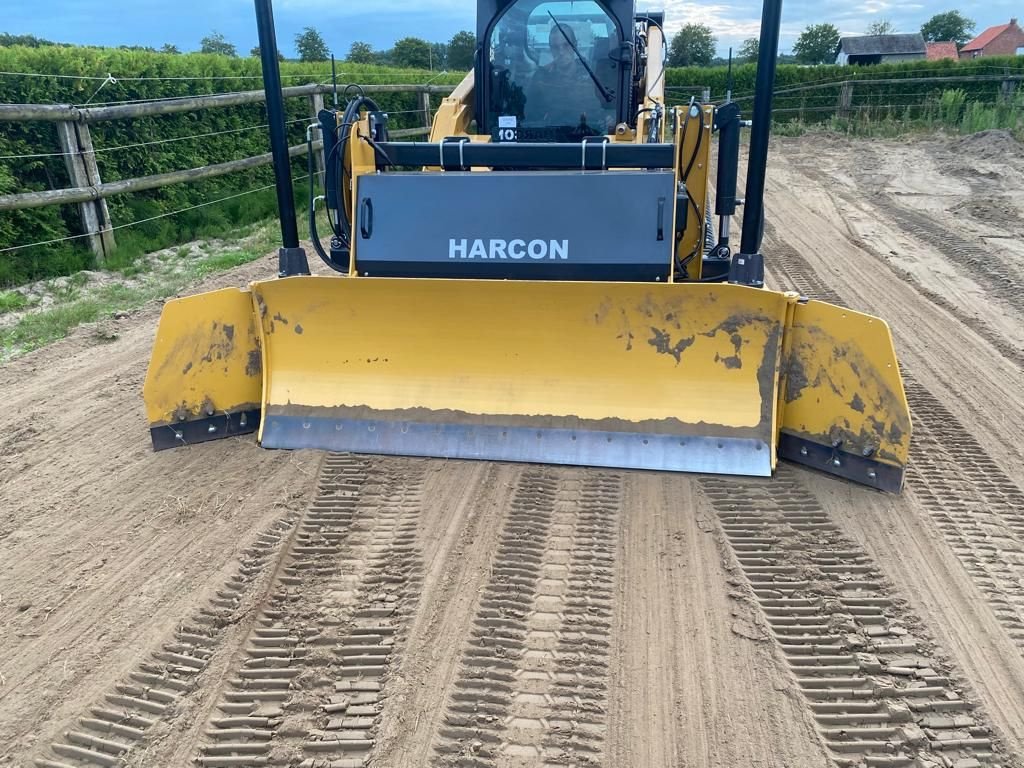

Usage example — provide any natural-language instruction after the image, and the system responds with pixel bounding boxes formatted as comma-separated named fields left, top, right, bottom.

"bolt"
left=832, top=458, right=842, bottom=467
left=208, top=424, right=217, bottom=434
left=867, top=469, right=877, bottom=479
left=800, top=446, right=808, bottom=456
left=239, top=413, right=247, bottom=427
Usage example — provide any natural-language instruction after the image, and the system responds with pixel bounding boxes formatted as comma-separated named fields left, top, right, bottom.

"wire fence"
left=1, top=67, right=1021, bottom=278
left=0, top=171, right=326, bottom=255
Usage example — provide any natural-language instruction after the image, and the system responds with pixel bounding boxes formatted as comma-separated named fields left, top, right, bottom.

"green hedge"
left=0, top=45, right=462, bottom=286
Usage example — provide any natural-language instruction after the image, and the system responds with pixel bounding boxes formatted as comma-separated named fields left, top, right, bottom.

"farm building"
left=959, top=18, right=1024, bottom=58
left=926, top=42, right=959, bottom=61
left=835, top=33, right=926, bottom=65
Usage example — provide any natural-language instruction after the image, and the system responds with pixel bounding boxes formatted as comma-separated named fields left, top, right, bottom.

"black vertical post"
left=730, top=0, right=782, bottom=287
left=255, top=0, right=309, bottom=277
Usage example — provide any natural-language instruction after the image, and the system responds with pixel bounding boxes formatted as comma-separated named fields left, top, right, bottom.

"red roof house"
left=959, top=18, right=1024, bottom=58
left=926, top=42, right=959, bottom=60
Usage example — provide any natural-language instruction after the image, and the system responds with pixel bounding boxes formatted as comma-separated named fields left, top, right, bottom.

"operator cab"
left=476, top=0, right=635, bottom=141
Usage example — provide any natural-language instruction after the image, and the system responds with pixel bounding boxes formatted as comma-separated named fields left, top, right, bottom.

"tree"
left=738, top=37, right=759, bottom=61
left=0, top=32, right=57, bottom=47
left=347, top=41, right=375, bottom=63
left=865, top=19, right=896, bottom=35
left=921, top=10, right=975, bottom=47
left=430, top=42, right=448, bottom=70
left=250, top=45, right=284, bottom=61
left=160, top=43, right=181, bottom=54
left=200, top=31, right=237, bottom=57
left=391, top=37, right=432, bottom=69
left=295, top=26, right=330, bottom=62
left=667, top=24, right=716, bottom=67
left=792, top=23, right=840, bottom=64
left=448, top=30, right=476, bottom=71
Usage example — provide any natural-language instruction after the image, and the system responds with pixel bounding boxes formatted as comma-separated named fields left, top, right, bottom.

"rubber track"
left=195, top=454, right=425, bottom=768
left=767, top=229, right=1024, bottom=657
left=433, top=468, right=622, bottom=767
left=701, top=469, right=1000, bottom=767
left=33, top=510, right=303, bottom=768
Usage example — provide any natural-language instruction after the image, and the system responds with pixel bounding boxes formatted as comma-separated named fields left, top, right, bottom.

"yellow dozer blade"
left=143, top=277, right=911, bottom=490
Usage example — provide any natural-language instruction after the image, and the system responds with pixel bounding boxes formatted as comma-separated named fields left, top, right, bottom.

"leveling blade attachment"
left=779, top=299, right=911, bottom=492
left=142, top=279, right=911, bottom=490
left=252, top=277, right=789, bottom=475
left=143, top=287, right=262, bottom=449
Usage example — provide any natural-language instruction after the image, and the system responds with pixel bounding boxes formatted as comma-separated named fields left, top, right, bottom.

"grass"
left=775, top=89, right=1024, bottom=141
left=0, top=186, right=308, bottom=359
left=0, top=290, right=30, bottom=314
left=0, top=242, right=266, bottom=359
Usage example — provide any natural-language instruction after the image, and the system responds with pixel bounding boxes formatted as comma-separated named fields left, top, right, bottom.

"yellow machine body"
left=142, top=6, right=911, bottom=490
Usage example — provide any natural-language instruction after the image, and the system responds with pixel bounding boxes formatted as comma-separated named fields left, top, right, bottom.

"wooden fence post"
left=1000, top=72, right=1016, bottom=105
left=419, top=89, right=432, bottom=131
left=76, top=123, right=115, bottom=256
left=702, top=87, right=711, bottom=103
left=309, top=92, right=325, bottom=182
left=837, top=81, right=853, bottom=119
left=56, top=120, right=109, bottom=262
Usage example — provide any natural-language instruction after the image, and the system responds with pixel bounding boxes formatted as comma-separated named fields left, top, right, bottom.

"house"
left=835, top=34, right=927, bottom=65
left=959, top=18, right=1024, bottom=58
left=925, top=41, right=959, bottom=61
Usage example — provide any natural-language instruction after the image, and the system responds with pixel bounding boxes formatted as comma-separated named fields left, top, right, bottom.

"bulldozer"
left=143, top=0, right=912, bottom=491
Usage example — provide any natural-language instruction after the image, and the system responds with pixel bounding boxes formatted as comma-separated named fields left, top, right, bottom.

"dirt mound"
left=953, top=129, right=1023, bottom=161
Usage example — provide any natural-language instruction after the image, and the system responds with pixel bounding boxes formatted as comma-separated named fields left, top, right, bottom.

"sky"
left=3, top=0, right=1020, bottom=60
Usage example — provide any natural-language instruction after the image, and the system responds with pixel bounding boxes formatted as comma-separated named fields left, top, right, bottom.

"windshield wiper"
left=547, top=12, right=614, bottom=104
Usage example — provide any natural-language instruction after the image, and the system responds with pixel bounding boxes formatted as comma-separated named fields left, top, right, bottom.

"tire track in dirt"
left=501, top=470, right=622, bottom=767
left=880, top=201, right=1024, bottom=318
left=767, top=165, right=1024, bottom=370
left=295, top=457, right=424, bottom=767
left=767, top=227, right=1024, bottom=661
left=902, top=382, right=1024, bottom=653
left=31, top=499, right=310, bottom=768
left=191, top=454, right=426, bottom=767
left=539, top=472, right=620, bottom=765
left=433, top=468, right=559, bottom=766
left=431, top=467, right=623, bottom=767
left=368, top=462, right=523, bottom=768
left=701, top=469, right=1010, bottom=767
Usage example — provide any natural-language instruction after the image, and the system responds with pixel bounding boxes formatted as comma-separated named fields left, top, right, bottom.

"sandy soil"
left=0, top=253, right=322, bottom=763
left=2, top=131, right=1024, bottom=768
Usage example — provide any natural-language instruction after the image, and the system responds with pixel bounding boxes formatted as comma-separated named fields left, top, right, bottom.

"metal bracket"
left=778, top=432, right=904, bottom=492
left=150, top=409, right=261, bottom=451
left=439, top=137, right=470, bottom=171
left=581, top=137, right=609, bottom=170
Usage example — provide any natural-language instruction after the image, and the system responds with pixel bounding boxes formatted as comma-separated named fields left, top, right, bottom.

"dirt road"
left=2, top=131, right=1023, bottom=768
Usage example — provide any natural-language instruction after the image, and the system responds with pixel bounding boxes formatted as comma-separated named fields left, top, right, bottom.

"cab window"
left=488, top=0, right=620, bottom=140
